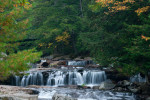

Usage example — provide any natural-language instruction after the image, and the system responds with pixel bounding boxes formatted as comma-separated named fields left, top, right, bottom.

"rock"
left=99, top=80, right=116, bottom=90
left=127, top=83, right=141, bottom=93
left=77, top=85, right=91, bottom=89
left=49, top=61, right=67, bottom=67
left=52, top=93, right=77, bottom=100
left=93, top=86, right=99, bottom=89
left=41, top=62, right=49, bottom=67
left=87, top=64, right=100, bottom=68
left=116, top=87, right=123, bottom=92
left=57, top=61, right=67, bottom=65
left=0, top=85, right=38, bottom=100
left=128, top=88, right=140, bottom=93
left=123, top=80, right=130, bottom=86
left=146, top=97, right=150, bottom=100
left=117, top=80, right=130, bottom=87
left=84, top=57, right=92, bottom=60
left=74, top=57, right=83, bottom=61
left=38, top=59, right=51, bottom=68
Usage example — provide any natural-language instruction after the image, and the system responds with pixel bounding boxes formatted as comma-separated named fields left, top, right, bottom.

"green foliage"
left=0, top=49, right=42, bottom=80
left=0, top=0, right=42, bottom=81
left=79, top=0, right=150, bottom=75
left=25, top=0, right=85, bottom=56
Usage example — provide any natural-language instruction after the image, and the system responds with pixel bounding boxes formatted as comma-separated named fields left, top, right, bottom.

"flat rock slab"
left=0, top=85, right=38, bottom=100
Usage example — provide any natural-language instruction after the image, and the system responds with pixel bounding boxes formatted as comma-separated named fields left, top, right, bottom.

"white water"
left=15, top=69, right=106, bottom=87
left=130, top=73, right=146, bottom=83
left=20, top=72, right=44, bottom=86
left=46, top=70, right=106, bottom=86
left=68, top=60, right=94, bottom=66
left=37, top=88, right=136, bottom=100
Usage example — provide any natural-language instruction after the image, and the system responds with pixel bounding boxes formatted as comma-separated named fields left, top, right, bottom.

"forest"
left=0, top=0, right=150, bottom=83
left=1, top=0, right=150, bottom=100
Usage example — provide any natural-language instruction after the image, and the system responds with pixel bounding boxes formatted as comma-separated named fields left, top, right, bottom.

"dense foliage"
left=0, top=0, right=42, bottom=80
left=0, top=0, right=150, bottom=80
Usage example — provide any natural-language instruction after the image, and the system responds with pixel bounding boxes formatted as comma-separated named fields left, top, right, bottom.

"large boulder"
left=99, top=80, right=116, bottom=90
left=52, top=93, right=77, bottom=100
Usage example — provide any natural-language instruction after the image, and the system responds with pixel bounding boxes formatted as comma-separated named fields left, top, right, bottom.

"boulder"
left=117, top=80, right=130, bottom=87
left=0, top=85, right=38, bottom=100
left=41, top=62, right=49, bottom=67
left=128, top=87, right=140, bottom=93
left=99, top=80, right=116, bottom=90
left=39, top=59, right=51, bottom=68
left=49, top=61, right=67, bottom=67
left=52, top=93, right=77, bottom=100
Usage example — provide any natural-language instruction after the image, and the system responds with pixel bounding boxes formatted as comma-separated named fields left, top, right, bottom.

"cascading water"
left=14, top=70, right=106, bottom=87
left=46, top=70, right=106, bottom=86
left=68, top=60, right=94, bottom=66
left=19, top=72, right=44, bottom=86
left=83, top=71, right=106, bottom=85
left=46, top=71, right=65, bottom=86
left=15, top=76, right=20, bottom=86
left=130, top=73, right=146, bottom=83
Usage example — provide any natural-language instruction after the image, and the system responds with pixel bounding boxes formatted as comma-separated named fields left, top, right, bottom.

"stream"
left=11, top=60, right=138, bottom=100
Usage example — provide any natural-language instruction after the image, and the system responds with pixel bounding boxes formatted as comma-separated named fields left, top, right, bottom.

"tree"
left=79, top=0, right=150, bottom=77
left=0, top=0, right=42, bottom=80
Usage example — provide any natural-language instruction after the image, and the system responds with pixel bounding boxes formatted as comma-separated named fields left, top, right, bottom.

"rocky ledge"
left=0, top=85, right=38, bottom=100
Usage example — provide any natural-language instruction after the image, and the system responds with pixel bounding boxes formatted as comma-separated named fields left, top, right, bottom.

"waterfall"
left=20, top=72, right=44, bottom=86
left=47, top=71, right=65, bottom=86
left=83, top=71, right=106, bottom=85
left=15, top=76, right=20, bottom=86
left=46, top=70, right=106, bottom=86
left=130, top=73, right=146, bottom=83
left=14, top=70, right=106, bottom=87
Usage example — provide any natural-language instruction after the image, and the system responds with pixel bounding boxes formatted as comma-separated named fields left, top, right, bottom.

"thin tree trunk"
left=79, top=0, right=83, bottom=17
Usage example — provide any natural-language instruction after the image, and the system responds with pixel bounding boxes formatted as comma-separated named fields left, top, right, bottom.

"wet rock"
left=115, top=87, right=124, bottom=92
left=93, top=86, right=99, bottom=89
left=123, top=80, right=130, bottom=86
left=117, top=80, right=130, bottom=87
left=52, top=93, right=77, bottom=100
left=128, top=87, right=140, bottom=93
left=41, top=62, right=49, bottom=67
left=99, top=79, right=116, bottom=90
left=77, top=85, right=91, bottom=89
left=146, top=97, right=150, bottom=100
left=38, top=59, right=51, bottom=68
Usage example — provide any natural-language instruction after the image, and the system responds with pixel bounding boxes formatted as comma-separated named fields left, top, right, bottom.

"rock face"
left=99, top=80, right=116, bottom=90
left=0, top=85, right=38, bottom=100
left=52, top=93, right=77, bottom=100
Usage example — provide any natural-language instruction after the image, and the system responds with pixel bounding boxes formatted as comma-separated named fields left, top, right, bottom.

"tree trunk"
left=79, top=0, right=83, bottom=17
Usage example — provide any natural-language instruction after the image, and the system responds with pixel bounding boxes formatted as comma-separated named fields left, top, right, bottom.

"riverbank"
left=1, top=56, right=150, bottom=100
